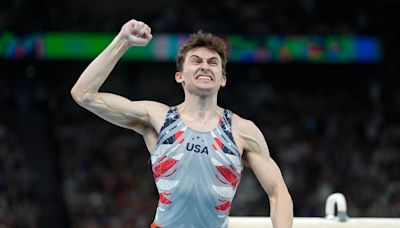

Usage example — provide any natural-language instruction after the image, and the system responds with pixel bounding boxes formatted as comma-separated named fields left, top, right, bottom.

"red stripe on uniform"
left=216, top=166, right=238, bottom=188
left=151, top=223, right=161, bottom=228
left=174, top=130, right=184, bottom=140
left=214, top=137, right=223, bottom=149
left=153, top=158, right=178, bottom=180
left=159, top=193, right=172, bottom=204
left=215, top=200, right=231, bottom=211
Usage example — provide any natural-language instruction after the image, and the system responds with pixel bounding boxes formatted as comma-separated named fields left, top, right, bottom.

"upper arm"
left=238, top=119, right=287, bottom=196
left=72, top=91, right=168, bottom=135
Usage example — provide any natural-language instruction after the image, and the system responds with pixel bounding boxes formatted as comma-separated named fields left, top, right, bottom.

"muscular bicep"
left=239, top=120, right=286, bottom=196
left=246, top=149, right=285, bottom=196
left=74, top=92, right=167, bottom=134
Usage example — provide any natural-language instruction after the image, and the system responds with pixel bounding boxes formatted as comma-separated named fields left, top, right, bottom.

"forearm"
left=71, top=34, right=129, bottom=100
left=270, top=188, right=293, bottom=228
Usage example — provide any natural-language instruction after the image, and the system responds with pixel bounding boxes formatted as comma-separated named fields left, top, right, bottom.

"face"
left=175, top=47, right=226, bottom=95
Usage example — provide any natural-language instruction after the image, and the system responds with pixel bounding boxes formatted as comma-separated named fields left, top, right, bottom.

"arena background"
left=1, top=0, right=399, bottom=227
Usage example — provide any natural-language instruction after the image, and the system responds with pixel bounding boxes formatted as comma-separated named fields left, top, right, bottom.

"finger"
left=145, top=24, right=151, bottom=33
left=132, top=36, right=150, bottom=46
left=144, top=30, right=152, bottom=39
left=138, top=26, right=150, bottom=38
left=128, top=19, right=137, bottom=24
left=127, top=19, right=137, bottom=31
left=134, top=21, right=144, bottom=32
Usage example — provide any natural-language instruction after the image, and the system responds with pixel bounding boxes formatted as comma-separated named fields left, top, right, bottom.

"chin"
left=194, top=81, right=216, bottom=88
left=196, top=84, right=217, bottom=90
left=197, top=86, right=220, bottom=95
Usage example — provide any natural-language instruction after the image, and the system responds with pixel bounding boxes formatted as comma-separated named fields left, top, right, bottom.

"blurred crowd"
left=0, top=79, right=38, bottom=227
left=1, top=0, right=400, bottom=227
left=2, top=0, right=396, bottom=34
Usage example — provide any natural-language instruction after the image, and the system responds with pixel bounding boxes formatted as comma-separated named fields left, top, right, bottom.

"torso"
left=149, top=106, right=243, bottom=228
left=143, top=105, right=245, bottom=155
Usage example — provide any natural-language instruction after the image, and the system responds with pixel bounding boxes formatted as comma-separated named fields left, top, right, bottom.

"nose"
left=199, top=64, right=211, bottom=73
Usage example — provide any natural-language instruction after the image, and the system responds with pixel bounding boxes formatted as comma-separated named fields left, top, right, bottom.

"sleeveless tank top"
left=150, top=106, right=243, bottom=228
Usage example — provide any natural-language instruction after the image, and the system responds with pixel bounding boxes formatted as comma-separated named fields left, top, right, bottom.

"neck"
left=178, top=93, right=221, bottom=121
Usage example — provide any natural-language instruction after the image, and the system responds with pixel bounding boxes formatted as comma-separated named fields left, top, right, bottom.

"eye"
left=209, top=60, right=218, bottom=66
left=190, top=57, right=202, bottom=64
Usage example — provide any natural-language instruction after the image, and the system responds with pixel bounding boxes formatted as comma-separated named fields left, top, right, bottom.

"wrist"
left=113, top=33, right=131, bottom=52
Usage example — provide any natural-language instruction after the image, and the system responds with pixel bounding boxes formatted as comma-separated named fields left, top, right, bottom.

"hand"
left=119, top=19, right=153, bottom=47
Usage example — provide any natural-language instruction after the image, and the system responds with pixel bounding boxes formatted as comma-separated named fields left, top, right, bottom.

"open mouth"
left=196, top=74, right=214, bottom=81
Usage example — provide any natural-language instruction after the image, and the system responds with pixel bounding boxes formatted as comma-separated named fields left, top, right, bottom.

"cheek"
left=181, top=68, right=196, bottom=81
left=212, top=66, right=223, bottom=74
left=183, top=67, right=200, bottom=78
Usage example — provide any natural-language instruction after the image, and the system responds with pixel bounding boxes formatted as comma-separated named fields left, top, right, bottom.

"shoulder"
left=230, top=112, right=266, bottom=152
left=130, top=100, right=170, bottom=130
left=231, top=113, right=260, bottom=136
left=231, top=114, right=271, bottom=168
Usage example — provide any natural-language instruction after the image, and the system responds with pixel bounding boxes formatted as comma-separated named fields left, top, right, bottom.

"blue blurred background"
left=0, top=0, right=399, bottom=227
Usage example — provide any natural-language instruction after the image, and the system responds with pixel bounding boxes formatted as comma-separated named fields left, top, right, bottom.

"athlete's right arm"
left=70, top=19, right=167, bottom=135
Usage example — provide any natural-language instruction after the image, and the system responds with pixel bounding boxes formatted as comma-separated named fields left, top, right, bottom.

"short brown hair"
left=176, top=31, right=228, bottom=75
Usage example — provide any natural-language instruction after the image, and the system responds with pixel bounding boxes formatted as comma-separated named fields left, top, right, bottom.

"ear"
left=175, top=71, right=184, bottom=83
left=220, top=74, right=227, bottom=87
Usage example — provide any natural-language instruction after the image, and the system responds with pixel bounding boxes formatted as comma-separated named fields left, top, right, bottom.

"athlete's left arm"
left=237, top=118, right=293, bottom=228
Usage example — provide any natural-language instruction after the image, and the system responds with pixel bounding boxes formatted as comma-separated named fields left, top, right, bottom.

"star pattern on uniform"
left=166, top=109, right=179, bottom=121
left=220, top=110, right=235, bottom=143
left=222, top=123, right=231, bottom=133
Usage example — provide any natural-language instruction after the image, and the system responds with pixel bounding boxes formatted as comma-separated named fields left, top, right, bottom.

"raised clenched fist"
left=119, top=19, right=153, bottom=47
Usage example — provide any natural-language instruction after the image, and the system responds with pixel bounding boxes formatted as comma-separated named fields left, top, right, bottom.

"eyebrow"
left=189, top=55, right=220, bottom=62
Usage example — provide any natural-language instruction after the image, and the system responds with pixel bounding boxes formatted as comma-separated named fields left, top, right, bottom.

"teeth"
left=197, top=76, right=212, bottom=80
